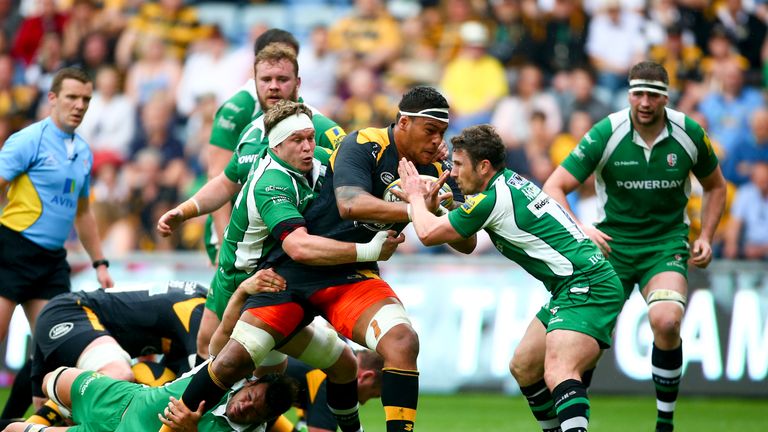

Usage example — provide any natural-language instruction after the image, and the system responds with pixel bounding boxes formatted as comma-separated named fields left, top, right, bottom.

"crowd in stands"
left=0, top=0, right=766, bottom=259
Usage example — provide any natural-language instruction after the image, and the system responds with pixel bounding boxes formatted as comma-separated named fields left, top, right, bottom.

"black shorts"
left=0, top=225, right=70, bottom=304
left=30, top=293, right=110, bottom=396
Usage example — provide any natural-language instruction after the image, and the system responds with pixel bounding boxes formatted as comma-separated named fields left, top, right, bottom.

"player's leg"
left=642, top=271, right=687, bottom=432
left=510, top=314, right=559, bottom=432
left=196, top=307, right=220, bottom=360
left=315, top=280, right=418, bottom=432
left=76, top=336, right=133, bottom=381
left=544, top=330, right=600, bottom=432
left=280, top=323, right=361, bottom=432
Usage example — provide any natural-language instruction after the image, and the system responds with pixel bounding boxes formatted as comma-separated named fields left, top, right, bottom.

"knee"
left=649, top=309, right=682, bottom=341
left=324, top=346, right=358, bottom=383
left=101, top=363, right=134, bottom=383
left=509, top=354, right=543, bottom=386
left=212, top=343, right=256, bottom=384
left=377, top=324, right=419, bottom=366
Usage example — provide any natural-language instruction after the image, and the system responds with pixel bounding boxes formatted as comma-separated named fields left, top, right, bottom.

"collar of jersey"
left=45, top=117, right=76, bottom=140
left=211, top=379, right=256, bottom=432
left=628, top=109, right=672, bottom=149
left=266, top=149, right=311, bottom=185
left=482, top=169, right=506, bottom=192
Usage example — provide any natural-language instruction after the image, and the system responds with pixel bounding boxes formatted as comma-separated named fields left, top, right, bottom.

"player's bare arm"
left=335, top=185, right=412, bottom=223
left=74, top=197, right=114, bottom=288
left=543, top=166, right=613, bottom=255
left=691, top=165, right=727, bottom=268
left=207, top=144, right=236, bottom=257
left=159, top=397, right=204, bottom=432
left=283, top=227, right=404, bottom=265
left=157, top=173, right=243, bottom=237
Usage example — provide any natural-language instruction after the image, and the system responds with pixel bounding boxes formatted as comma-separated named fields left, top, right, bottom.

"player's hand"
left=423, top=170, right=451, bottom=213
left=690, top=238, right=713, bottom=268
left=582, top=225, right=613, bottom=256
left=431, top=140, right=449, bottom=163
left=157, top=208, right=185, bottom=237
left=159, top=397, right=204, bottom=432
left=379, top=230, right=406, bottom=261
left=396, top=158, right=427, bottom=202
left=96, top=266, right=114, bottom=288
left=240, top=269, right=286, bottom=295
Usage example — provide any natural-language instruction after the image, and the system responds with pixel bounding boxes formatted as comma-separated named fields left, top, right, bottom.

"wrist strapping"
left=435, top=205, right=449, bottom=216
left=178, top=198, right=201, bottom=219
left=356, top=231, right=388, bottom=262
left=406, top=204, right=413, bottom=222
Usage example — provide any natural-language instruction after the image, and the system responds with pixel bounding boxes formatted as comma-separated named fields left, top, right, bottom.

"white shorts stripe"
left=652, top=366, right=682, bottom=378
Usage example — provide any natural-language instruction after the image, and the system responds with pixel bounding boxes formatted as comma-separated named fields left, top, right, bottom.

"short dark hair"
left=628, top=61, right=669, bottom=85
left=264, top=100, right=313, bottom=136
left=255, top=373, right=299, bottom=420
left=450, top=124, right=506, bottom=171
left=253, top=28, right=300, bottom=57
left=356, top=349, right=384, bottom=386
left=50, top=67, right=91, bottom=94
left=254, top=44, right=299, bottom=78
left=397, top=86, right=449, bottom=121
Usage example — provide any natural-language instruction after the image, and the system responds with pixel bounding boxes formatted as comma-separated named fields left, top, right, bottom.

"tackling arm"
left=335, top=185, right=410, bottom=223
left=542, top=166, right=583, bottom=225
left=282, top=227, right=403, bottom=265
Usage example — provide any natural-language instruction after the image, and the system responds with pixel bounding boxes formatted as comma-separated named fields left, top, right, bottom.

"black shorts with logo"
left=0, top=225, right=70, bottom=303
left=30, top=293, right=109, bottom=397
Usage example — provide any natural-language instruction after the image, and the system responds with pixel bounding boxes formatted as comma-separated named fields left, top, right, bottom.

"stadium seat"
left=240, top=4, right=290, bottom=33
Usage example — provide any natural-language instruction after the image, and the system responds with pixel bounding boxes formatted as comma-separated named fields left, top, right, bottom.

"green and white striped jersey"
left=448, top=169, right=615, bottom=294
left=218, top=148, right=329, bottom=274
left=561, top=107, right=719, bottom=244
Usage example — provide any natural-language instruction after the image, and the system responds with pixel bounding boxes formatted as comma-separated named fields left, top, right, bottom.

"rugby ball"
left=132, top=361, right=176, bottom=386
left=383, top=175, right=454, bottom=208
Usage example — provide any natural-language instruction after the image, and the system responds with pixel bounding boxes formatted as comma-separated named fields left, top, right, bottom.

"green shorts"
left=535, top=274, right=625, bottom=349
left=69, top=371, right=140, bottom=432
left=204, top=216, right=218, bottom=266
left=607, top=237, right=690, bottom=298
left=205, top=266, right=252, bottom=319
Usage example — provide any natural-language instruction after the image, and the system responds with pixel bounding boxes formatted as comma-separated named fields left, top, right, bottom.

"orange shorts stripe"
left=383, top=406, right=417, bottom=422
left=246, top=302, right=304, bottom=337
left=309, top=279, right=398, bottom=339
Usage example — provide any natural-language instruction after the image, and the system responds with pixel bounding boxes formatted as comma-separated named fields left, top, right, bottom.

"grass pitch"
left=1, top=388, right=764, bottom=431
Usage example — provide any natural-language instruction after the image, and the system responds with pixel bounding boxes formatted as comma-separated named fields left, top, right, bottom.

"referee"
left=0, top=67, right=114, bottom=417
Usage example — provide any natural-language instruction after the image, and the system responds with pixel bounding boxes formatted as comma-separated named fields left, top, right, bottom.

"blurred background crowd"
left=0, top=0, right=766, bottom=259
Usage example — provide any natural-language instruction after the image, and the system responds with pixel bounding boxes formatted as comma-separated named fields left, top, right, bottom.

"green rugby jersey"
left=561, top=107, right=719, bottom=243
left=448, top=169, right=615, bottom=294
left=209, top=80, right=260, bottom=152
left=218, top=148, right=330, bottom=274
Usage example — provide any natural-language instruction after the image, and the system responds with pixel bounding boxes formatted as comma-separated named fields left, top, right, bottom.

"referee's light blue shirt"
left=0, top=117, right=93, bottom=250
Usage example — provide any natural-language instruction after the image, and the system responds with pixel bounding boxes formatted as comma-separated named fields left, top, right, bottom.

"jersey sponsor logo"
left=380, top=171, right=395, bottom=186
left=223, top=102, right=245, bottom=113
left=616, top=179, right=684, bottom=190
left=460, top=193, right=486, bottom=214
left=569, top=286, right=590, bottom=294
left=62, top=178, right=76, bottom=194
left=506, top=173, right=527, bottom=189
left=42, top=152, right=58, bottom=166
left=521, top=183, right=541, bottom=200
left=667, top=153, right=678, bottom=167
left=583, top=133, right=596, bottom=144
left=216, top=117, right=236, bottom=131
left=238, top=154, right=259, bottom=165
left=49, top=322, right=74, bottom=340
left=264, top=185, right=290, bottom=192
left=572, top=146, right=586, bottom=160
left=703, top=132, right=714, bottom=155
left=325, top=126, right=346, bottom=148
left=354, top=220, right=394, bottom=231
left=526, top=194, right=550, bottom=217
left=79, top=372, right=103, bottom=395
left=270, top=196, right=292, bottom=205
left=50, top=195, right=77, bottom=208
left=614, top=160, right=640, bottom=166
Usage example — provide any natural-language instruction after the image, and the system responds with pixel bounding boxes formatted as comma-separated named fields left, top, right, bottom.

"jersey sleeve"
left=686, top=116, right=720, bottom=179
left=312, top=114, right=347, bottom=150
left=223, top=151, right=241, bottom=182
left=0, top=130, right=35, bottom=181
left=253, top=171, right=306, bottom=233
left=331, top=133, right=377, bottom=192
left=209, top=92, right=256, bottom=151
left=560, top=117, right=611, bottom=183
left=447, top=191, right=496, bottom=238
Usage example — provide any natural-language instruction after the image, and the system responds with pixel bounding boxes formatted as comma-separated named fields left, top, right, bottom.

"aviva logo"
left=62, top=178, right=76, bottom=194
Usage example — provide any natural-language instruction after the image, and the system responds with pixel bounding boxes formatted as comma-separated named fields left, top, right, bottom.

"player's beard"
left=258, top=87, right=299, bottom=111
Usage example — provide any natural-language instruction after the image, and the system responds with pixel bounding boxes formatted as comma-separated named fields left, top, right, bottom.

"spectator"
left=542, top=0, right=590, bottom=76
left=115, top=0, right=210, bottom=68
left=648, top=24, right=702, bottom=100
left=66, top=30, right=112, bottom=79
left=335, top=67, right=396, bottom=132
left=297, top=25, right=338, bottom=113
left=585, top=0, right=646, bottom=95
left=61, top=0, right=102, bottom=63
left=175, top=26, right=234, bottom=118
left=387, top=15, right=442, bottom=90
left=721, top=109, right=768, bottom=186
left=441, top=21, right=508, bottom=135
left=328, top=0, right=402, bottom=72
left=78, top=65, right=136, bottom=161
left=557, top=66, right=611, bottom=129
left=11, top=0, right=68, bottom=66
left=0, top=0, right=22, bottom=44
left=487, top=0, right=542, bottom=66
left=698, top=58, right=765, bottom=156
left=724, top=161, right=768, bottom=260
left=124, top=35, right=181, bottom=107
left=491, top=63, right=561, bottom=150
left=24, top=32, right=65, bottom=96
left=0, top=54, right=38, bottom=131
left=715, top=0, right=767, bottom=81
